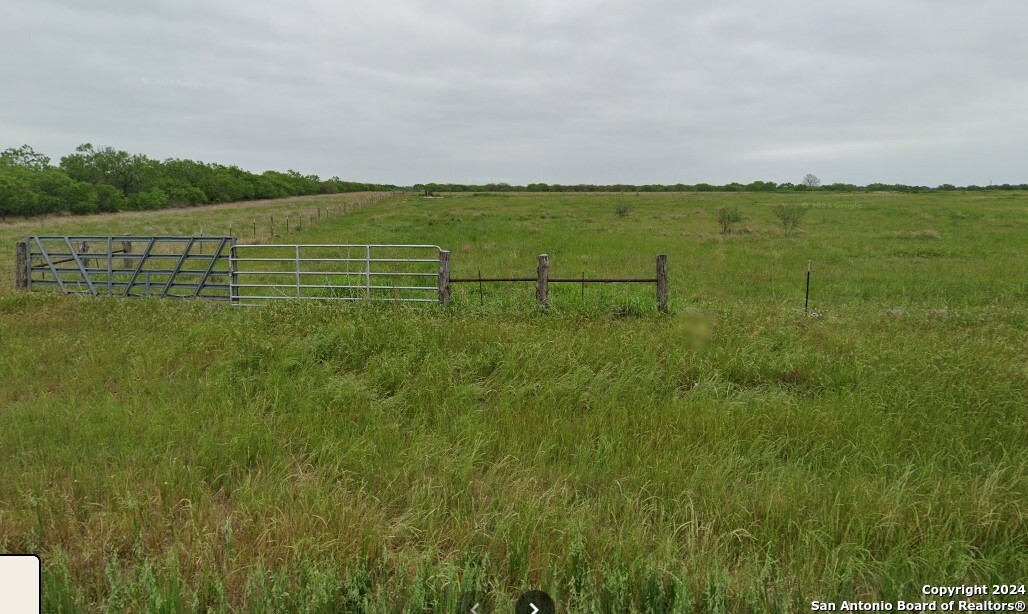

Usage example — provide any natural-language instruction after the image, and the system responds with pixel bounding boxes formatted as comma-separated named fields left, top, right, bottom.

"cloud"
left=2, top=0, right=1026, bottom=185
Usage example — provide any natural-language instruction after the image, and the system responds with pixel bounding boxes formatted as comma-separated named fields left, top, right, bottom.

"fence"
left=440, top=251, right=668, bottom=312
left=19, top=236, right=234, bottom=300
left=16, top=237, right=668, bottom=311
left=229, top=243, right=442, bottom=305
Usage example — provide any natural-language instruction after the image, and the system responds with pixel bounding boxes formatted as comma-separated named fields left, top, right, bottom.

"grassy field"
left=0, top=191, right=1025, bottom=611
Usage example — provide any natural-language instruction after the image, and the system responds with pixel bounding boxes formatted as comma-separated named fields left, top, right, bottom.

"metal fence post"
left=229, top=238, right=238, bottom=306
left=656, top=254, right=668, bottom=313
left=365, top=245, right=372, bottom=298
left=295, top=245, right=302, bottom=298
left=106, top=236, right=113, bottom=294
left=805, top=259, right=811, bottom=314
left=438, top=250, right=451, bottom=305
left=536, top=253, right=550, bottom=310
left=15, top=241, right=27, bottom=290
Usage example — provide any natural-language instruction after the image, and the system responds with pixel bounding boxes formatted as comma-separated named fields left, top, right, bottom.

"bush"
left=0, top=170, right=38, bottom=218
left=130, top=188, right=168, bottom=211
left=94, top=184, right=128, bottom=212
left=162, top=182, right=208, bottom=207
left=615, top=204, right=631, bottom=218
left=716, top=207, right=742, bottom=234
left=61, top=181, right=99, bottom=215
left=773, top=204, right=809, bottom=235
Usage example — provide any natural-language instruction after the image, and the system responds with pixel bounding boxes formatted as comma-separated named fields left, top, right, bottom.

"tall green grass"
left=0, top=191, right=1025, bottom=611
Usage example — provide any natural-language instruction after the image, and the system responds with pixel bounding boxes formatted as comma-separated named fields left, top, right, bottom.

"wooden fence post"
left=121, top=235, right=132, bottom=269
left=438, top=250, right=451, bottom=305
left=536, top=253, right=550, bottom=310
left=15, top=241, right=27, bottom=290
left=656, top=254, right=668, bottom=313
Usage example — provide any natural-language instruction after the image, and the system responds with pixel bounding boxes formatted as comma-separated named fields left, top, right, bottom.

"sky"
left=2, top=0, right=1027, bottom=186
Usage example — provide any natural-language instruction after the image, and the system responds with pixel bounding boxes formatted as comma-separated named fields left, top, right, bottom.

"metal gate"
left=229, top=243, right=441, bottom=305
left=24, top=236, right=234, bottom=300
left=21, top=237, right=441, bottom=305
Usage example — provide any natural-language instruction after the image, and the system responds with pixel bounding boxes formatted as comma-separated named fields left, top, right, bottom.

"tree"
left=60, top=144, right=156, bottom=195
left=717, top=207, right=742, bottom=234
left=802, top=174, right=821, bottom=187
left=0, top=168, right=39, bottom=218
left=0, top=145, right=51, bottom=171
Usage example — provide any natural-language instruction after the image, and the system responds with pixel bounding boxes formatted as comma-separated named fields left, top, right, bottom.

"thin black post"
left=478, top=270, right=484, bottom=306
left=805, top=259, right=811, bottom=314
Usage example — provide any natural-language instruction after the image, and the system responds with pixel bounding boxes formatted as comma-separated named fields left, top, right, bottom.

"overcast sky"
left=2, top=0, right=1027, bottom=185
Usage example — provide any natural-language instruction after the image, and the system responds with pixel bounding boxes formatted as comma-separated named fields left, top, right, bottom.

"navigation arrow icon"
left=515, top=589, right=554, bottom=614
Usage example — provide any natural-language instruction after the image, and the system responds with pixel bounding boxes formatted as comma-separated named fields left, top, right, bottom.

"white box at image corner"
left=0, top=555, right=40, bottom=613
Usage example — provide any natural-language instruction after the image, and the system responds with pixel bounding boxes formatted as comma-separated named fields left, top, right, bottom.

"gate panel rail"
left=25, top=236, right=234, bottom=300
left=229, top=244, right=441, bottom=305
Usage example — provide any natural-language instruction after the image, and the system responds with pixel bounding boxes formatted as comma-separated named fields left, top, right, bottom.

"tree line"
left=0, top=144, right=394, bottom=219
left=412, top=179, right=1028, bottom=194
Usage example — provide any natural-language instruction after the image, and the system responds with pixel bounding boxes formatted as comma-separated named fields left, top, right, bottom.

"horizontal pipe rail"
left=233, top=295, right=437, bottom=303
left=234, top=243, right=441, bottom=249
left=231, top=270, right=435, bottom=277
left=230, top=257, right=438, bottom=263
left=31, top=267, right=228, bottom=275
left=30, top=236, right=230, bottom=241
left=31, top=253, right=223, bottom=261
left=451, top=277, right=657, bottom=283
left=234, top=283, right=434, bottom=290
left=27, top=279, right=228, bottom=285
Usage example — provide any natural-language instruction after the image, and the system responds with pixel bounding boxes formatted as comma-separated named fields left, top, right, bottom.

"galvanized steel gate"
left=24, top=236, right=234, bottom=300
left=229, top=243, right=441, bottom=305
left=20, top=236, right=441, bottom=305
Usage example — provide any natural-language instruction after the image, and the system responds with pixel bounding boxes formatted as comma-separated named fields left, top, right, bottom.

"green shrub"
left=773, top=204, right=809, bottom=235
left=716, top=207, right=742, bottom=234
left=130, top=188, right=168, bottom=211
left=94, top=183, right=128, bottom=212
left=62, top=181, right=99, bottom=215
